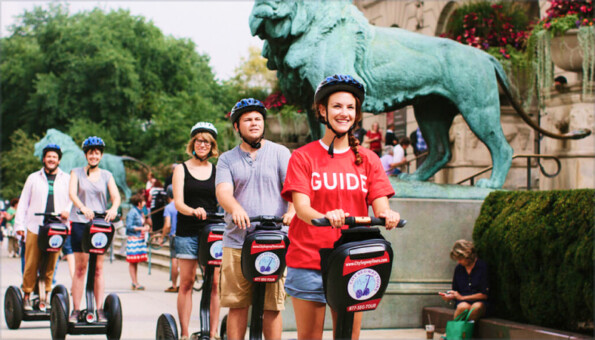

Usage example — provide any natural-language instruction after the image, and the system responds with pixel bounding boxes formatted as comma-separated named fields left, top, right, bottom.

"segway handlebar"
left=249, top=215, right=284, bottom=224
left=76, top=211, right=121, bottom=219
left=34, top=212, right=62, bottom=217
left=34, top=212, right=67, bottom=227
left=311, top=216, right=407, bottom=228
left=204, top=212, right=225, bottom=223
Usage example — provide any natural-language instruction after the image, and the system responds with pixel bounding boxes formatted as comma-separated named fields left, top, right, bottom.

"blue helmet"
left=314, top=74, right=365, bottom=104
left=230, top=98, right=267, bottom=125
left=82, top=136, right=105, bottom=153
left=42, top=143, right=62, bottom=159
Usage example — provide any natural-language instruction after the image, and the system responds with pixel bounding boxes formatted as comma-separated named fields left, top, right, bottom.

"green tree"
left=0, top=130, right=41, bottom=199
left=225, top=45, right=277, bottom=101
left=1, top=4, right=233, bottom=165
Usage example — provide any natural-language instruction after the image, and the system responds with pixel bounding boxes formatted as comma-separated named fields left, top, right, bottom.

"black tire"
left=51, top=285, right=69, bottom=315
left=220, top=314, right=228, bottom=340
left=4, top=286, right=23, bottom=329
left=104, top=294, right=122, bottom=340
left=156, top=313, right=178, bottom=340
left=50, top=294, right=68, bottom=340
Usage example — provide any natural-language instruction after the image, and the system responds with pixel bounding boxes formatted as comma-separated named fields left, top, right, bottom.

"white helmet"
left=190, top=122, right=218, bottom=139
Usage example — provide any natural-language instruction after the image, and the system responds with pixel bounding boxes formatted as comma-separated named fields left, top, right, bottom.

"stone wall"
left=540, top=89, right=595, bottom=190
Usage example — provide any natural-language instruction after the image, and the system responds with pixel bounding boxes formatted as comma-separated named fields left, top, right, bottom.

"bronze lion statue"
left=249, top=0, right=590, bottom=189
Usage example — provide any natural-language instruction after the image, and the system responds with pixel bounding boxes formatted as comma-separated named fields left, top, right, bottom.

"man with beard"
left=14, top=144, right=72, bottom=311
left=216, top=98, right=295, bottom=340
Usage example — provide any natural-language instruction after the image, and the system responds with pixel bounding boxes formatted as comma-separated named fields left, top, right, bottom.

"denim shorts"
left=285, top=267, right=326, bottom=303
left=70, top=222, right=88, bottom=253
left=62, top=234, right=73, bottom=255
left=174, top=235, right=198, bottom=260
left=169, top=236, right=177, bottom=258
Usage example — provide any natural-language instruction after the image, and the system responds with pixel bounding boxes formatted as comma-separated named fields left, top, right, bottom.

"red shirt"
left=366, top=130, right=382, bottom=152
left=281, top=141, right=395, bottom=270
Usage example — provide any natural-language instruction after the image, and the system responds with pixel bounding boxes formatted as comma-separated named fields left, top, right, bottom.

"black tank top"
left=176, top=162, right=217, bottom=237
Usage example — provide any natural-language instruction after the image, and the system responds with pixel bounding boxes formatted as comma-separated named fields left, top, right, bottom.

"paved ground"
left=0, top=245, right=431, bottom=339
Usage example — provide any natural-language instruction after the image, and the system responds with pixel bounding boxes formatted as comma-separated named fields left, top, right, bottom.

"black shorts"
left=70, top=222, right=88, bottom=253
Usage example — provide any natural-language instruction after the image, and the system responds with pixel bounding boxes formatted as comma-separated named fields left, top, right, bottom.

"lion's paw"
left=398, top=173, right=419, bottom=181
left=476, top=178, right=502, bottom=189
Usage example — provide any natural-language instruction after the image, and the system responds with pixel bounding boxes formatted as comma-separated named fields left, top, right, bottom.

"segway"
left=313, top=216, right=406, bottom=340
left=219, top=215, right=288, bottom=340
left=50, top=211, right=122, bottom=340
left=4, top=212, right=69, bottom=329
left=156, top=213, right=226, bottom=340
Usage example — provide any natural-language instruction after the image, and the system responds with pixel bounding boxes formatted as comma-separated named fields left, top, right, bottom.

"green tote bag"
left=444, top=308, right=475, bottom=340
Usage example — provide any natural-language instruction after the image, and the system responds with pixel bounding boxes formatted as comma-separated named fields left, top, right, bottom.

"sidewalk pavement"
left=1, top=247, right=428, bottom=339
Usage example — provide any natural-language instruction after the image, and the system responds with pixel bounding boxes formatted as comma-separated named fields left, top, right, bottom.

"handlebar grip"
left=311, top=217, right=407, bottom=228
left=76, top=210, right=120, bottom=219
left=249, top=215, right=284, bottom=223
left=311, top=218, right=331, bottom=226
left=206, top=212, right=224, bottom=219
left=34, top=212, right=60, bottom=216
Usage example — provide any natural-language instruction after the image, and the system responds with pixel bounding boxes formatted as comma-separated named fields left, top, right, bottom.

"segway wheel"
left=104, top=293, right=122, bottom=340
left=156, top=313, right=178, bottom=340
left=50, top=294, right=68, bottom=340
left=51, top=285, right=70, bottom=315
left=4, top=286, right=23, bottom=329
left=219, top=314, right=228, bottom=340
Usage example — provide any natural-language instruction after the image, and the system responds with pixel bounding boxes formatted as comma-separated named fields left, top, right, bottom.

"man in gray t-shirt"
left=216, top=98, right=294, bottom=340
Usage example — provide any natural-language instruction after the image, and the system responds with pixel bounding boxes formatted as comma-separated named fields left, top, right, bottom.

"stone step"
left=422, top=307, right=591, bottom=339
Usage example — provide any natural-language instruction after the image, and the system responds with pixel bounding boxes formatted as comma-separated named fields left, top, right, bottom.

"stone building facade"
left=354, top=0, right=594, bottom=190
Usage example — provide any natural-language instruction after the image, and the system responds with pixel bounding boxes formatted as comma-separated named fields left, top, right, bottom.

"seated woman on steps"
left=440, top=239, right=489, bottom=321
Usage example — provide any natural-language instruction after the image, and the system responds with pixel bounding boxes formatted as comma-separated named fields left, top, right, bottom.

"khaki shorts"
left=219, top=247, right=285, bottom=311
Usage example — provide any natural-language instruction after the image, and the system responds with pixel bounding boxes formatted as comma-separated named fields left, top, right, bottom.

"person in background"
left=364, top=121, right=384, bottom=156
left=410, top=127, right=428, bottom=168
left=126, top=193, right=150, bottom=290
left=15, top=144, right=72, bottom=311
left=380, top=145, right=395, bottom=176
left=440, top=239, right=489, bottom=321
left=5, top=198, right=19, bottom=257
left=146, top=171, right=156, bottom=190
left=149, top=180, right=166, bottom=233
left=385, top=124, right=397, bottom=146
left=391, top=136, right=411, bottom=175
left=162, top=184, right=179, bottom=293
left=352, top=121, right=366, bottom=145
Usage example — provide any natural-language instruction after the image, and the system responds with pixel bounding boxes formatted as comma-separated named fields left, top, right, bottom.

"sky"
left=0, top=1, right=263, bottom=80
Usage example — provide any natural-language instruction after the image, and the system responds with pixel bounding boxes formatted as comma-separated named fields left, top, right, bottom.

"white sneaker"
left=23, top=298, right=33, bottom=311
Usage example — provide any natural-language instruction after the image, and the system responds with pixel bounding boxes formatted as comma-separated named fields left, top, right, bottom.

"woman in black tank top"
left=171, top=122, right=221, bottom=339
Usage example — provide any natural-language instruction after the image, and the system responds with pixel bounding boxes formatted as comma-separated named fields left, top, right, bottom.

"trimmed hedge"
left=473, top=189, right=594, bottom=333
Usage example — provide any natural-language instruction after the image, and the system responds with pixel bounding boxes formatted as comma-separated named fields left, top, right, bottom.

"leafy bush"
left=474, top=190, right=594, bottom=333
left=0, top=130, right=42, bottom=199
